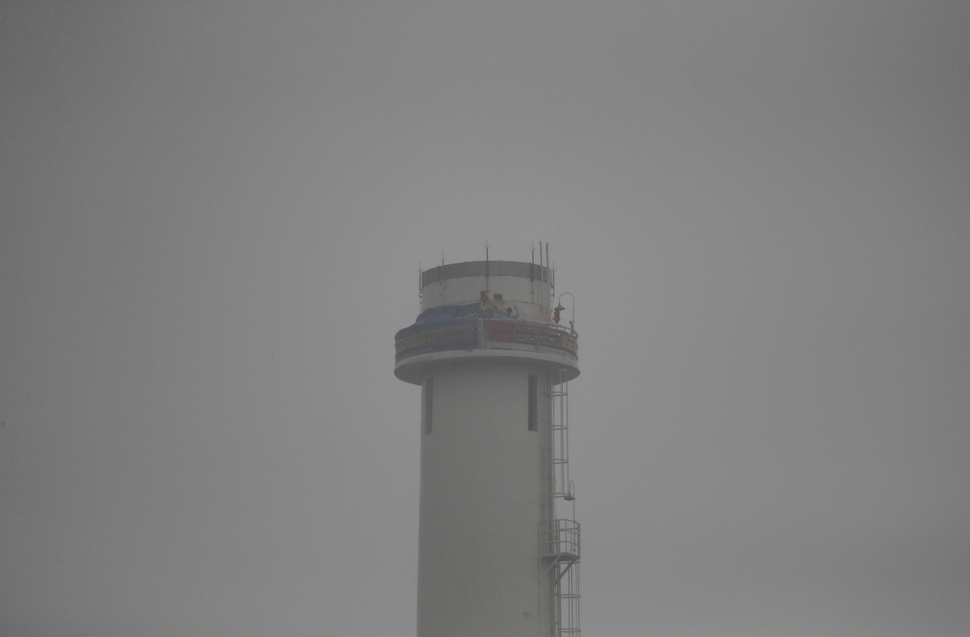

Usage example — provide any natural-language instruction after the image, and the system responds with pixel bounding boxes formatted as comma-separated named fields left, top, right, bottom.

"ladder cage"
left=552, top=367, right=571, bottom=499
left=540, top=519, right=582, bottom=637
left=558, top=562, right=581, bottom=636
left=546, top=366, right=580, bottom=637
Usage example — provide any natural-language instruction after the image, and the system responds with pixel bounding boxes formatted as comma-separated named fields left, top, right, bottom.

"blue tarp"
left=395, top=302, right=482, bottom=341
left=394, top=303, right=482, bottom=361
left=414, top=302, right=482, bottom=324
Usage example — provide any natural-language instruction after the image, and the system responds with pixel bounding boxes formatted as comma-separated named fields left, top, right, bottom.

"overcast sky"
left=1, top=2, right=968, bottom=636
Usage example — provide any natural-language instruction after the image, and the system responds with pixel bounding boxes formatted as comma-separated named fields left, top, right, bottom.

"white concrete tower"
left=395, top=256, right=581, bottom=637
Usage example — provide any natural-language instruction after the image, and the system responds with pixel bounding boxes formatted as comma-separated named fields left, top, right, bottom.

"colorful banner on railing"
left=394, top=320, right=479, bottom=361
left=396, top=315, right=578, bottom=363
left=487, top=320, right=578, bottom=354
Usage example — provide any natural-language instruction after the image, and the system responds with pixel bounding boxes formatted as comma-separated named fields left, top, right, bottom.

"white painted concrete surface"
left=417, top=362, right=554, bottom=637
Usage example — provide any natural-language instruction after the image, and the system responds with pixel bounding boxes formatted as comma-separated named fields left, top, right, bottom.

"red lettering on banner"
left=487, top=320, right=577, bottom=354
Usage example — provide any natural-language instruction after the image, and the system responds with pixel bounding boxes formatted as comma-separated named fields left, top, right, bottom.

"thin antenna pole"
left=546, top=243, right=551, bottom=311
left=539, top=240, right=544, bottom=310
left=485, top=240, right=490, bottom=291
left=530, top=242, right=536, bottom=281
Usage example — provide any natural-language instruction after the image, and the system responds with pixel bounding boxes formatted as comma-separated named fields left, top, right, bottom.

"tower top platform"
left=395, top=260, right=578, bottom=385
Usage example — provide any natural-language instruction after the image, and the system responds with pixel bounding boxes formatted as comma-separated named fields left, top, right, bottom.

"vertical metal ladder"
left=545, top=367, right=580, bottom=637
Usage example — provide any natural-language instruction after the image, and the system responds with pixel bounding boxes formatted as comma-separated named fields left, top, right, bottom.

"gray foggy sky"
left=1, top=1, right=968, bottom=636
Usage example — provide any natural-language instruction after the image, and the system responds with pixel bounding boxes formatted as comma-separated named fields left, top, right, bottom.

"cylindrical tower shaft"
left=417, top=362, right=556, bottom=635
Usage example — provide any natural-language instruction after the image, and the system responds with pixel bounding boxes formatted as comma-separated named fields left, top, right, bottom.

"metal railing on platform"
left=542, top=519, right=581, bottom=561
